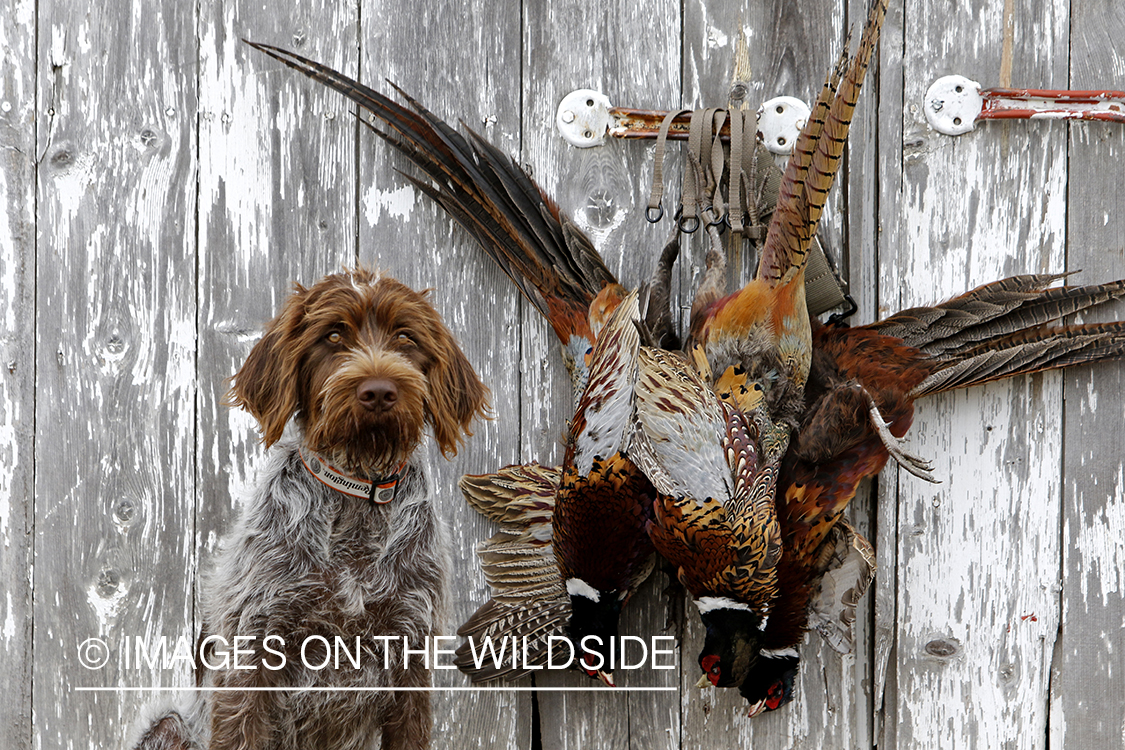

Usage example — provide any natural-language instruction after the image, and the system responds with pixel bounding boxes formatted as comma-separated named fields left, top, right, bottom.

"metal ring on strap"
left=646, top=109, right=691, bottom=223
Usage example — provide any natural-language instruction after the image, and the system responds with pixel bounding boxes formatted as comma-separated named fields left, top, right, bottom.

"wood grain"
left=1053, top=0, right=1125, bottom=744
left=881, top=1, right=1072, bottom=747
left=0, top=0, right=35, bottom=745
left=32, top=0, right=199, bottom=746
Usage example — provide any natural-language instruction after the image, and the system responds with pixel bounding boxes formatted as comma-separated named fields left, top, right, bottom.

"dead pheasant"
left=628, top=0, right=890, bottom=711
left=626, top=346, right=788, bottom=699
left=246, top=41, right=677, bottom=683
left=733, top=273, right=1125, bottom=714
left=460, top=293, right=656, bottom=686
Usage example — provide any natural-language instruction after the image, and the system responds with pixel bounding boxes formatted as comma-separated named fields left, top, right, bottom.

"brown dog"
left=131, top=267, right=488, bottom=750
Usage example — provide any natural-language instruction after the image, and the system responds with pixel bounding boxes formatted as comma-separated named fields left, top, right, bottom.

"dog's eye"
left=397, top=333, right=415, bottom=346
left=325, top=331, right=343, bottom=345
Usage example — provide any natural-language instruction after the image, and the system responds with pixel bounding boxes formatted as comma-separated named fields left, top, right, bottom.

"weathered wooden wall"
left=1, top=0, right=1122, bottom=748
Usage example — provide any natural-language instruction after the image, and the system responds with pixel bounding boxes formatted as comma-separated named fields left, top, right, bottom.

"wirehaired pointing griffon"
left=132, top=267, right=488, bottom=750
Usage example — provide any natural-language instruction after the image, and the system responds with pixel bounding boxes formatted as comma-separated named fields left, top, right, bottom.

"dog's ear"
left=223, top=285, right=308, bottom=446
left=424, top=319, right=491, bottom=457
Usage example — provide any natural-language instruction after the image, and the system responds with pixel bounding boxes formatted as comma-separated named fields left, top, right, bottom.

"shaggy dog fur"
left=130, top=268, right=488, bottom=750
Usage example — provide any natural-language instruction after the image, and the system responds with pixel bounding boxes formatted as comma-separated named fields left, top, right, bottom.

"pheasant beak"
left=746, top=699, right=767, bottom=718
left=597, top=671, right=616, bottom=687
left=695, top=673, right=711, bottom=689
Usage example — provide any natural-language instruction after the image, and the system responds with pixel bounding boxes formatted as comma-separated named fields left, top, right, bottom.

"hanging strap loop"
left=646, top=109, right=692, bottom=222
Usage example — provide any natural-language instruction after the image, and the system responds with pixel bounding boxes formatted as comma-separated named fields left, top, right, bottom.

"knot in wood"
left=924, top=638, right=959, bottom=658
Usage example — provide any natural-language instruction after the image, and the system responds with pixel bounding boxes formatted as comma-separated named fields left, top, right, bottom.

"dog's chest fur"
left=199, top=443, right=447, bottom=746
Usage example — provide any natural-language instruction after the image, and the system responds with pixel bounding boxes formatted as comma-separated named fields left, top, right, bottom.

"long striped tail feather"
left=757, top=0, right=887, bottom=286
left=871, top=274, right=1125, bottom=354
left=246, top=41, right=613, bottom=347
left=912, top=320, right=1125, bottom=397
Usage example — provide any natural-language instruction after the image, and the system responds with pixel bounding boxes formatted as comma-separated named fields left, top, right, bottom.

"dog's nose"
left=357, top=379, right=398, bottom=411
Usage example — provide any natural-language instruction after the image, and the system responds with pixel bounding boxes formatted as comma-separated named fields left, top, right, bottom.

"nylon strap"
left=643, top=106, right=850, bottom=317
left=728, top=109, right=745, bottom=234
left=681, top=109, right=710, bottom=228
left=709, top=109, right=728, bottom=221
left=647, top=109, right=692, bottom=219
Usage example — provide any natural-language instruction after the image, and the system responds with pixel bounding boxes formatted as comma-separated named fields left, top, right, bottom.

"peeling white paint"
left=1, top=592, right=15, bottom=647
left=198, top=3, right=276, bottom=284
left=49, top=25, right=67, bottom=68
left=362, top=183, right=416, bottom=226
left=0, top=171, right=15, bottom=333
left=1073, top=464, right=1125, bottom=607
left=86, top=579, right=126, bottom=636
left=1086, top=373, right=1099, bottom=414
left=50, top=151, right=96, bottom=220
left=706, top=26, right=728, bottom=49
left=75, top=18, right=92, bottom=55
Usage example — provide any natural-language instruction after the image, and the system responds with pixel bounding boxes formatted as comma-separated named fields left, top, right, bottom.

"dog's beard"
left=303, top=352, right=428, bottom=476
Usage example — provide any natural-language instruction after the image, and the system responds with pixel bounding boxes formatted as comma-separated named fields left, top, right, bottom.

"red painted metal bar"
left=979, top=88, right=1125, bottom=124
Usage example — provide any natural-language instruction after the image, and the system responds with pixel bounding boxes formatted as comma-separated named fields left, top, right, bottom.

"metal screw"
left=561, top=110, right=575, bottom=124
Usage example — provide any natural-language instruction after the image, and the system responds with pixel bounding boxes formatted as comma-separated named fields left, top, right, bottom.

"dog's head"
left=226, top=267, right=489, bottom=473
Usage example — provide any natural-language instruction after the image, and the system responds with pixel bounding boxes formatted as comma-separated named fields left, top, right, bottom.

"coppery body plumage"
left=690, top=0, right=888, bottom=427
left=631, top=0, right=889, bottom=716
left=740, top=273, right=1125, bottom=712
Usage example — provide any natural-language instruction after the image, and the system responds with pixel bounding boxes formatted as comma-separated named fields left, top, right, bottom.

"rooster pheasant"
left=727, top=273, right=1125, bottom=714
left=246, top=41, right=678, bottom=684
left=626, top=0, right=890, bottom=709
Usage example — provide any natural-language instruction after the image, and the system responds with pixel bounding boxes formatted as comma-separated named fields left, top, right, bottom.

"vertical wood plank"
left=33, top=0, right=199, bottom=745
left=881, top=0, right=1070, bottom=746
left=522, top=2, right=681, bottom=748
left=839, top=0, right=884, bottom=745
left=355, top=2, right=529, bottom=747
left=0, top=0, right=35, bottom=745
left=870, top=0, right=906, bottom=742
left=1053, top=0, right=1125, bottom=742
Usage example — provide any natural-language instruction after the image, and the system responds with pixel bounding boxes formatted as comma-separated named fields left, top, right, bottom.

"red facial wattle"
left=701, top=654, right=721, bottom=687
left=765, top=680, right=784, bottom=710
left=581, top=653, right=599, bottom=677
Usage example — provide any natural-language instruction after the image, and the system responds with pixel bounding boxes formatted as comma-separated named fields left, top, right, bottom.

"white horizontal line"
left=74, top=686, right=676, bottom=693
